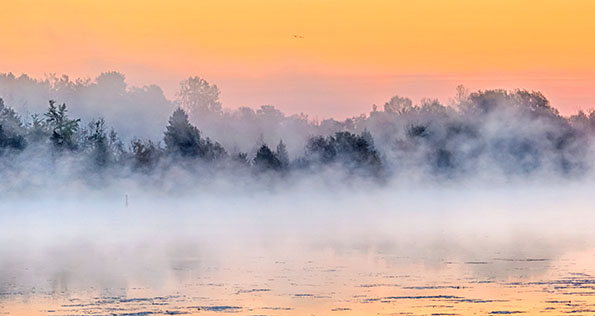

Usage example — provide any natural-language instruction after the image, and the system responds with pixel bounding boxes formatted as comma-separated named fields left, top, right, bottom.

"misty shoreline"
left=2, top=72, right=595, bottom=195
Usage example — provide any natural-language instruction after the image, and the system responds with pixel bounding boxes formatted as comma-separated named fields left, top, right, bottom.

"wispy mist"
left=3, top=73, right=595, bottom=314
left=2, top=72, right=595, bottom=197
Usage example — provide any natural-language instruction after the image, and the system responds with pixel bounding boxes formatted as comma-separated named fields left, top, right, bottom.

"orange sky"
left=1, top=0, right=595, bottom=118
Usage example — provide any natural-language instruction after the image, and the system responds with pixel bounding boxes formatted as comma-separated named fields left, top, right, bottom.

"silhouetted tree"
left=513, top=90, right=558, bottom=117
left=254, top=144, right=282, bottom=171
left=306, top=136, right=336, bottom=163
left=108, top=129, right=125, bottom=163
left=451, top=84, right=470, bottom=111
left=44, top=100, right=80, bottom=150
left=164, top=108, right=202, bottom=157
left=176, top=76, right=222, bottom=115
left=95, top=71, right=127, bottom=95
left=87, top=118, right=110, bottom=167
left=361, top=129, right=374, bottom=147
left=0, top=98, right=26, bottom=152
left=163, top=108, right=227, bottom=161
left=466, top=89, right=557, bottom=117
left=384, top=95, right=413, bottom=114
left=27, top=114, right=47, bottom=143
left=304, top=131, right=382, bottom=176
left=201, top=136, right=227, bottom=161
left=131, top=139, right=160, bottom=171
left=276, top=140, right=289, bottom=169
left=334, top=131, right=382, bottom=173
left=1, top=81, right=593, bottom=183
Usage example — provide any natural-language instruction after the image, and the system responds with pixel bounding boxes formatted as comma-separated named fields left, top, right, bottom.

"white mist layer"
left=1, top=183, right=594, bottom=296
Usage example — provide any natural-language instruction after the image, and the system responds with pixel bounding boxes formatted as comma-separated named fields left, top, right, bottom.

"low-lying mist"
left=2, top=71, right=595, bottom=276
left=2, top=182, right=595, bottom=298
left=4, top=72, right=595, bottom=315
left=2, top=72, right=595, bottom=197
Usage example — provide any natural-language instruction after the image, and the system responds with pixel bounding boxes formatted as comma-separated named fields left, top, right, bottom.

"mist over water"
left=3, top=182, right=595, bottom=315
left=2, top=72, right=595, bottom=315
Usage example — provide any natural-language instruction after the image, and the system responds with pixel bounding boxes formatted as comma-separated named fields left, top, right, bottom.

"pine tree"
left=88, top=118, right=109, bottom=167
left=131, top=139, right=160, bottom=170
left=276, top=139, right=289, bottom=169
left=45, top=100, right=80, bottom=150
left=254, top=144, right=282, bottom=171
left=0, top=98, right=26, bottom=152
left=164, top=108, right=202, bottom=157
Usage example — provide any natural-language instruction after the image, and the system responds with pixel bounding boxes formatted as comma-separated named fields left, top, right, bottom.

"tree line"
left=0, top=98, right=383, bottom=179
left=3, top=74, right=595, bottom=184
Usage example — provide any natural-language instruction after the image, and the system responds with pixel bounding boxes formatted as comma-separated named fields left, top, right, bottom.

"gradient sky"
left=2, top=0, right=595, bottom=118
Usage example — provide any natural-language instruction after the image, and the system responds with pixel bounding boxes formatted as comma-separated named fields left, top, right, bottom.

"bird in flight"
left=293, top=34, right=304, bottom=39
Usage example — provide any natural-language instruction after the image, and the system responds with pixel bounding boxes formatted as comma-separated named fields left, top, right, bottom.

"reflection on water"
left=2, top=187, right=595, bottom=315
left=2, top=237, right=595, bottom=316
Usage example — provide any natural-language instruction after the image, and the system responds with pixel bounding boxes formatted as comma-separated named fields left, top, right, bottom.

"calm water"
left=3, top=242, right=595, bottom=315
left=2, top=187, right=595, bottom=315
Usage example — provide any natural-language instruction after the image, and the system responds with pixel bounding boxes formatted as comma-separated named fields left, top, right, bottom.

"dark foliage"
left=254, top=144, right=282, bottom=172
left=304, top=131, right=383, bottom=176
left=131, top=139, right=160, bottom=171
left=87, top=118, right=110, bottom=167
left=45, top=100, right=80, bottom=150
left=164, top=107, right=226, bottom=161
left=0, top=98, right=26, bottom=153
left=1, top=87, right=594, bottom=184
left=276, top=140, right=289, bottom=169
left=164, top=108, right=202, bottom=157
